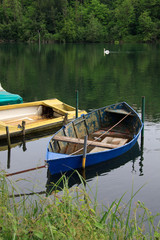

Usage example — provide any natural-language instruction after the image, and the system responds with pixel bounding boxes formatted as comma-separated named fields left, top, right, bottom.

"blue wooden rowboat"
left=46, top=142, right=141, bottom=192
left=0, top=83, right=23, bottom=105
left=46, top=102, right=143, bottom=175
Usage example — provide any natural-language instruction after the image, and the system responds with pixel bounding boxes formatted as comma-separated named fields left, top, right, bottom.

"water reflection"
left=139, top=135, right=144, bottom=176
left=2, top=139, right=27, bottom=169
left=6, top=139, right=143, bottom=198
left=7, top=148, right=11, bottom=169
left=1, top=128, right=59, bottom=169
left=1, top=43, right=160, bottom=115
left=46, top=141, right=142, bottom=194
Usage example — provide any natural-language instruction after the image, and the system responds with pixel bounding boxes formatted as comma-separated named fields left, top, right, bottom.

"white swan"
left=104, top=48, right=110, bottom=55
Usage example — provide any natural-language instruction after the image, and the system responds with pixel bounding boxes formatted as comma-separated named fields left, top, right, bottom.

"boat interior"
left=48, top=106, right=139, bottom=155
left=0, top=105, right=66, bottom=126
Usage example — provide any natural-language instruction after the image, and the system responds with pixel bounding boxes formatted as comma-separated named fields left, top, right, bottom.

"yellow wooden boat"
left=0, top=98, right=87, bottom=140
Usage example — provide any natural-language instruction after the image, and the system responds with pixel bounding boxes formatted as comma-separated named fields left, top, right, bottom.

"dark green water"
left=1, top=43, right=160, bottom=114
left=0, top=43, right=160, bottom=217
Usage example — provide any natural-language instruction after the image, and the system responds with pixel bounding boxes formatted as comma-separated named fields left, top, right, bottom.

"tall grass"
left=0, top=171, right=160, bottom=240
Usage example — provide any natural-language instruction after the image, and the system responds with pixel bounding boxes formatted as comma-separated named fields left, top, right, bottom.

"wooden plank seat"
left=89, top=135, right=128, bottom=153
left=53, top=135, right=118, bottom=149
left=53, top=135, right=129, bottom=150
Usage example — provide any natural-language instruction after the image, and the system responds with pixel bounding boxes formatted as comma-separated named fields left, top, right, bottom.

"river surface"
left=0, top=43, right=160, bottom=219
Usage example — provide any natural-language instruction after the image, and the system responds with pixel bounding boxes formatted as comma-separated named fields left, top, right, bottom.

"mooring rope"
left=6, top=164, right=47, bottom=177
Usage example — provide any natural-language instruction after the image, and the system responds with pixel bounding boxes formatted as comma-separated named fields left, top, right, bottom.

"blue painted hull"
left=46, top=102, right=143, bottom=175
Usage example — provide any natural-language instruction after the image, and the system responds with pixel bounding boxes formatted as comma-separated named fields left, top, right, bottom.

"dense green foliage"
left=0, top=0, right=159, bottom=43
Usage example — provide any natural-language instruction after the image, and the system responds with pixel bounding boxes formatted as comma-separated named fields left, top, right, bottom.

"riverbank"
left=0, top=172, right=159, bottom=239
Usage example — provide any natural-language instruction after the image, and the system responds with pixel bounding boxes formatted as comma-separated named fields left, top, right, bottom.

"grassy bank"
left=0, top=172, right=160, bottom=240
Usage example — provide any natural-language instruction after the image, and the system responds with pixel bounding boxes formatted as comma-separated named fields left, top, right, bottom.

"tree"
left=138, top=11, right=157, bottom=42
left=114, top=0, right=136, bottom=39
left=85, top=14, right=104, bottom=42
